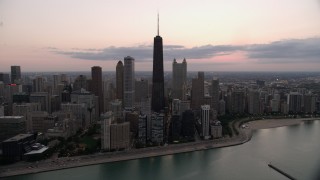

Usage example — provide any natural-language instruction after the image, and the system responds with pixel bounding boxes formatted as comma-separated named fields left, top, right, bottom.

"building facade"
left=116, top=61, right=124, bottom=100
left=191, top=72, right=204, bottom=109
left=123, top=56, right=135, bottom=111
left=91, top=66, right=103, bottom=115
left=288, top=92, right=302, bottom=113
left=211, top=78, right=219, bottom=112
left=201, top=105, right=210, bottom=139
left=248, top=90, right=260, bottom=114
left=11, top=66, right=21, bottom=84
left=0, top=116, right=26, bottom=142
left=151, top=18, right=165, bottom=112
left=110, top=122, right=130, bottom=150
left=151, top=112, right=164, bottom=144
left=101, top=111, right=113, bottom=151
left=172, top=58, right=187, bottom=100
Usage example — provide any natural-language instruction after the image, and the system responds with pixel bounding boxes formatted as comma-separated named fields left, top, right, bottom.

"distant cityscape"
left=1, top=17, right=320, bottom=178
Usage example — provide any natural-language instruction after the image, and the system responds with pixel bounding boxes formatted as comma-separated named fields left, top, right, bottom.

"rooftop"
left=24, top=145, right=48, bottom=155
left=0, top=116, right=24, bottom=119
left=3, top=134, right=34, bottom=142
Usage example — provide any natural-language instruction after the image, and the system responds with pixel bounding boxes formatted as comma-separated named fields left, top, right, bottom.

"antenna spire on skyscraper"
left=157, top=12, right=159, bottom=36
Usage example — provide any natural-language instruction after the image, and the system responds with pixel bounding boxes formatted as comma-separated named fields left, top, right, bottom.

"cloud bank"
left=51, top=37, right=320, bottom=63
left=247, top=38, right=320, bottom=63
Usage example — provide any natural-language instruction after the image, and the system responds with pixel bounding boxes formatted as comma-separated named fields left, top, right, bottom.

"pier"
left=268, top=163, right=296, bottom=180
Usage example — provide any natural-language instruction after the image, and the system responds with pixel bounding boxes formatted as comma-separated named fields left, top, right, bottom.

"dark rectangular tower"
left=91, top=66, right=104, bottom=115
left=11, top=66, right=21, bottom=84
left=151, top=15, right=165, bottom=113
left=116, top=61, right=124, bottom=100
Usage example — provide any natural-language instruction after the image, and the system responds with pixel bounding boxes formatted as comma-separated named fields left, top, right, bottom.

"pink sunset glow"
left=0, top=0, right=320, bottom=72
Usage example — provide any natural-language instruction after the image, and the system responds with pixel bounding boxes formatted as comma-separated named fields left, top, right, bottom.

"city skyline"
left=1, top=0, right=320, bottom=72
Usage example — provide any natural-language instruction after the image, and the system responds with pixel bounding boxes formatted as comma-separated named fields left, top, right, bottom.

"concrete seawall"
left=0, top=132, right=251, bottom=178
left=1, top=118, right=317, bottom=178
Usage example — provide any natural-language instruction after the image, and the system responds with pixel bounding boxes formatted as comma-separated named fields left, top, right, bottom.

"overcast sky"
left=1, top=0, right=320, bottom=72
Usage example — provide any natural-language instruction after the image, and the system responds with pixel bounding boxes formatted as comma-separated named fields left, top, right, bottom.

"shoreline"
left=1, top=117, right=319, bottom=178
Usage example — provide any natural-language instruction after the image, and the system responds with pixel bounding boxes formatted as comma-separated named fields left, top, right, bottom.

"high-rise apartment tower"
left=123, top=56, right=135, bottom=110
left=116, top=61, right=124, bottom=100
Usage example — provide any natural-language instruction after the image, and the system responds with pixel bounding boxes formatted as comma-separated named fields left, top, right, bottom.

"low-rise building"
left=1, top=134, right=36, bottom=161
left=46, top=118, right=77, bottom=139
left=0, top=116, right=26, bottom=142
left=210, top=120, right=222, bottom=139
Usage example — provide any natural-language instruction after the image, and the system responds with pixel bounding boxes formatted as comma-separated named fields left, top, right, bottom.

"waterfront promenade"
left=0, top=118, right=318, bottom=178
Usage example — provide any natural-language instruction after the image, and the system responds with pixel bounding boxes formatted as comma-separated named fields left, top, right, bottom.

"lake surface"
left=4, top=120, right=320, bottom=180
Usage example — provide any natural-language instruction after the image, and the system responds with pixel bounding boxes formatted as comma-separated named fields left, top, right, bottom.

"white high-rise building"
left=123, top=56, right=135, bottom=111
left=101, top=111, right=113, bottom=151
left=201, top=105, right=210, bottom=139
left=110, top=99, right=123, bottom=122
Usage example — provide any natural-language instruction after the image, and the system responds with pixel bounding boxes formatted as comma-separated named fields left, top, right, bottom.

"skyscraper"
left=304, top=93, right=316, bottom=113
left=288, top=92, right=302, bottom=113
left=191, top=72, right=204, bottom=109
left=32, top=76, right=44, bottom=92
left=91, top=66, right=103, bottom=115
left=123, top=56, right=135, bottom=110
left=211, top=78, right=219, bottom=111
left=201, top=105, right=210, bottom=139
left=73, top=75, right=87, bottom=91
left=11, top=66, right=21, bottom=84
left=231, top=90, right=245, bottom=114
left=30, top=92, right=50, bottom=112
left=151, top=112, right=164, bottom=144
left=135, top=78, right=148, bottom=103
left=248, top=90, right=260, bottom=114
left=181, top=110, right=195, bottom=141
left=172, top=58, right=187, bottom=100
left=101, top=111, right=112, bottom=151
left=0, top=73, right=10, bottom=84
left=116, top=61, right=124, bottom=100
left=151, top=14, right=165, bottom=113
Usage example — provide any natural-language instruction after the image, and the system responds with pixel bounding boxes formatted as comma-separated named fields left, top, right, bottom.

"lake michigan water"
left=4, top=120, right=320, bottom=180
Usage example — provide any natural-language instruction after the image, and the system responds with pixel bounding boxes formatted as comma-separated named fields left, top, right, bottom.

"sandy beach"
left=244, top=118, right=317, bottom=130
left=0, top=117, right=319, bottom=178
